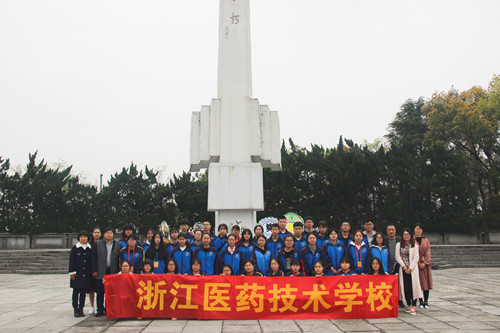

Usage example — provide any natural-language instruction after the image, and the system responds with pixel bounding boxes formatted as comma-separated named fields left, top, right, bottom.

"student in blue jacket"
left=237, top=229, right=255, bottom=261
left=266, top=224, right=284, bottom=257
left=322, top=229, right=346, bottom=276
left=370, top=232, right=393, bottom=274
left=292, top=222, right=308, bottom=254
left=316, top=221, right=329, bottom=249
left=142, top=228, right=155, bottom=253
left=190, top=230, right=203, bottom=252
left=347, top=230, right=372, bottom=275
left=218, top=234, right=243, bottom=275
left=252, top=235, right=271, bottom=275
left=171, top=233, right=194, bottom=275
left=194, top=233, right=218, bottom=275
left=144, top=232, right=168, bottom=274
left=213, top=224, right=228, bottom=253
left=301, top=233, right=322, bottom=276
left=118, top=234, right=144, bottom=274
left=253, top=225, right=264, bottom=245
left=277, top=235, right=300, bottom=275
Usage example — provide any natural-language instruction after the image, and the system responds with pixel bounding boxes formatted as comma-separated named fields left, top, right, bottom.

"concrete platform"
left=1, top=268, right=499, bottom=332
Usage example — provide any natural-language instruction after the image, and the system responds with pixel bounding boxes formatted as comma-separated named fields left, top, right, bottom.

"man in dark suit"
left=92, top=227, right=122, bottom=317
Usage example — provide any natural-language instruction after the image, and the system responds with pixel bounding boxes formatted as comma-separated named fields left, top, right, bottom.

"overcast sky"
left=1, top=0, right=499, bottom=186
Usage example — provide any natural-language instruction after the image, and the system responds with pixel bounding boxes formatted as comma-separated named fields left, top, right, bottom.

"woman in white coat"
left=396, top=228, right=423, bottom=315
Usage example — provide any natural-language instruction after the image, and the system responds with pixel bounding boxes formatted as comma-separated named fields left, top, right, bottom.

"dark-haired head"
left=77, top=230, right=90, bottom=242
left=166, top=258, right=178, bottom=274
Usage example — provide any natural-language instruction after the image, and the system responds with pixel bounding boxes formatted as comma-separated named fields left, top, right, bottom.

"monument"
left=190, top=0, right=281, bottom=231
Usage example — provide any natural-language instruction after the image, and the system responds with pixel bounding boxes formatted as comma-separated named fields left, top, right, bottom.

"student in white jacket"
left=396, top=228, right=423, bottom=315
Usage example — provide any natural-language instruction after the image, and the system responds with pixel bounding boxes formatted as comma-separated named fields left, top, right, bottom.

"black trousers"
left=96, top=268, right=111, bottom=312
left=72, top=288, right=86, bottom=310
left=403, top=273, right=417, bottom=306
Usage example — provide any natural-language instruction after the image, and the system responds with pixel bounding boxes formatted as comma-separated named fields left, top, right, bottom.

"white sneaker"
left=405, top=306, right=411, bottom=313
left=424, top=304, right=430, bottom=309
left=88, top=307, right=95, bottom=315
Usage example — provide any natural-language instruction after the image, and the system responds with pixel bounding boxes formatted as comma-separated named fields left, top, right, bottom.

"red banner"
left=104, top=274, right=398, bottom=320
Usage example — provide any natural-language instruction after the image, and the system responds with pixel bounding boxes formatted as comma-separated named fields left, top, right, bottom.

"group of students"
left=68, top=217, right=433, bottom=318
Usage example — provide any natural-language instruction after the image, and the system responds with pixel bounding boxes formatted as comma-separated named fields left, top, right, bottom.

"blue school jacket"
left=266, top=237, right=284, bottom=258
left=119, top=246, right=144, bottom=274
left=237, top=242, right=255, bottom=261
left=347, top=242, right=372, bottom=275
left=278, top=230, right=292, bottom=239
left=276, top=248, right=300, bottom=275
left=338, top=235, right=352, bottom=247
left=194, top=246, right=218, bottom=275
left=166, top=242, right=177, bottom=259
left=300, top=246, right=322, bottom=276
left=252, top=247, right=271, bottom=275
left=370, top=245, right=392, bottom=274
left=213, top=236, right=227, bottom=253
left=218, top=248, right=243, bottom=275
left=145, top=248, right=167, bottom=274
left=293, top=237, right=308, bottom=254
left=172, top=245, right=194, bottom=275
left=316, top=234, right=329, bottom=249
left=322, top=241, right=346, bottom=275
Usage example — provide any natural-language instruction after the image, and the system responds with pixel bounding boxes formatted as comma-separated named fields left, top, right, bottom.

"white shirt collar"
left=76, top=242, right=91, bottom=249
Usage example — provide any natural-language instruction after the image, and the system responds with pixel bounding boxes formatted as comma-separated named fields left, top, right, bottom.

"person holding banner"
left=267, top=257, right=285, bottom=276
left=172, top=233, right=194, bottom=275
left=301, top=233, right=322, bottom=276
left=218, top=234, right=243, bottom=275
left=347, top=230, right=372, bottom=275
left=144, top=232, right=168, bottom=274
left=166, top=258, right=178, bottom=274
left=190, top=258, right=203, bottom=276
left=289, top=259, right=305, bottom=277
left=322, top=229, right=346, bottom=276
left=241, top=259, right=264, bottom=276
left=194, top=233, right=218, bottom=275
left=220, top=264, right=234, bottom=276
left=367, top=257, right=386, bottom=275
left=313, top=261, right=325, bottom=277
left=396, top=228, right=423, bottom=316
left=252, top=235, right=271, bottom=275
left=337, top=257, right=356, bottom=276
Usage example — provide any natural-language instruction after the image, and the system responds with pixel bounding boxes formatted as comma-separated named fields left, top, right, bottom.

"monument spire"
left=190, top=0, right=281, bottom=231
left=217, top=0, right=252, bottom=98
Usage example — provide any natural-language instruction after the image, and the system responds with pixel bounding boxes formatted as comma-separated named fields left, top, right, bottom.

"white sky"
left=1, top=0, right=499, bottom=186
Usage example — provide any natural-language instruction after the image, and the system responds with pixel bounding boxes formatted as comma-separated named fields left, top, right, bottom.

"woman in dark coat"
left=68, top=230, right=93, bottom=317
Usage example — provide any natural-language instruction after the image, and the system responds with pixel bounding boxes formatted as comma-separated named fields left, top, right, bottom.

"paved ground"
left=1, top=268, right=499, bottom=332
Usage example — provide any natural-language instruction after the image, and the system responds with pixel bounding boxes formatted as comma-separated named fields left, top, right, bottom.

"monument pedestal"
left=207, top=163, right=263, bottom=231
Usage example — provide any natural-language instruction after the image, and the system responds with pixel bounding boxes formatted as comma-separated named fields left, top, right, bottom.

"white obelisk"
left=190, top=0, right=281, bottom=231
